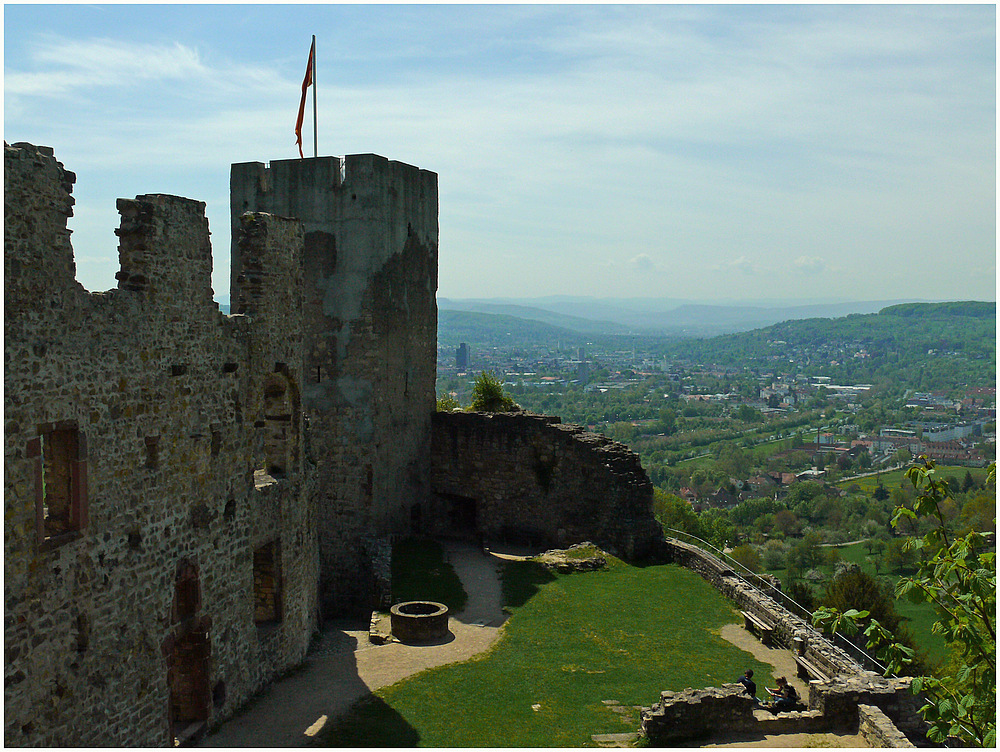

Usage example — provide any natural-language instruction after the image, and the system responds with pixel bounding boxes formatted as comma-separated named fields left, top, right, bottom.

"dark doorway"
left=444, top=494, right=479, bottom=539
left=167, top=561, right=211, bottom=745
left=168, top=627, right=211, bottom=744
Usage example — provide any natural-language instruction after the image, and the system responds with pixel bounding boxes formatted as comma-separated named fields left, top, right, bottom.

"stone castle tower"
left=231, top=155, right=439, bottom=616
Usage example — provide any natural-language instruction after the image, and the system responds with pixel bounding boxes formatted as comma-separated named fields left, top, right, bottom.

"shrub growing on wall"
left=470, top=371, right=519, bottom=413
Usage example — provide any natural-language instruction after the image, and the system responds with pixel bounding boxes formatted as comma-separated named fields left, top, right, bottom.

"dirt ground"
left=200, top=544, right=866, bottom=748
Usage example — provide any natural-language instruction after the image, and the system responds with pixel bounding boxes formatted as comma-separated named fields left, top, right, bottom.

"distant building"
left=456, top=342, right=470, bottom=370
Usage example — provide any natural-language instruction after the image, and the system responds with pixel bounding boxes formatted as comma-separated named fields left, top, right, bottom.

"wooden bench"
left=794, top=654, right=832, bottom=683
left=740, top=610, right=774, bottom=645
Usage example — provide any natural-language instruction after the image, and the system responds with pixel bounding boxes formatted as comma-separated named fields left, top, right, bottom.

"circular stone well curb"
left=389, top=601, right=450, bottom=643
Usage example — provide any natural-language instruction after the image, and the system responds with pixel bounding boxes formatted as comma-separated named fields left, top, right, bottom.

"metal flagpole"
left=312, top=35, right=318, bottom=158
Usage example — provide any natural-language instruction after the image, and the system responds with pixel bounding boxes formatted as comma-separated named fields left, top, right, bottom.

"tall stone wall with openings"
left=231, top=154, right=439, bottom=616
left=4, top=143, right=317, bottom=747
left=428, top=412, right=662, bottom=559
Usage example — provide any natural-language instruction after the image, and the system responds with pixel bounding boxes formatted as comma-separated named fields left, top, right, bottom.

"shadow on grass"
left=392, top=537, right=468, bottom=612
left=317, top=695, right=420, bottom=747
left=501, top=559, right=556, bottom=608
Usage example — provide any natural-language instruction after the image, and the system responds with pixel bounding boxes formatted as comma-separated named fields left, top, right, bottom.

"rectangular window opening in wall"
left=253, top=541, right=282, bottom=627
left=145, top=436, right=159, bottom=469
left=32, top=423, right=87, bottom=545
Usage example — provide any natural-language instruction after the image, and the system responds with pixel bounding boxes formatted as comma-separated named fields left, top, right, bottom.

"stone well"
left=389, top=601, right=450, bottom=643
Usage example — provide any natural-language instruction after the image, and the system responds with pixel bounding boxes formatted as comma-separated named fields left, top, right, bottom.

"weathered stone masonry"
left=4, top=144, right=317, bottom=746
left=428, top=411, right=662, bottom=559
left=231, top=155, right=439, bottom=616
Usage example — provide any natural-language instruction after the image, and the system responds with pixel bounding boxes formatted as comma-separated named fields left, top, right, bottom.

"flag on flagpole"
left=295, top=39, right=315, bottom=158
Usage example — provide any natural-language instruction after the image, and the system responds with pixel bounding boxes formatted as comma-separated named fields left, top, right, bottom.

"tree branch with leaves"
left=813, top=459, right=995, bottom=747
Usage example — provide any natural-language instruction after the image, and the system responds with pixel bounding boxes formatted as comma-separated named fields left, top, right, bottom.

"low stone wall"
left=660, top=538, right=865, bottom=678
left=655, top=538, right=930, bottom=747
left=859, top=704, right=916, bottom=748
left=429, top=412, right=661, bottom=559
left=641, top=680, right=926, bottom=747
left=811, top=676, right=927, bottom=745
left=641, top=685, right=759, bottom=744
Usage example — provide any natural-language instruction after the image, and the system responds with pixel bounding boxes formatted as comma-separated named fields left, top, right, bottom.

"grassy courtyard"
left=321, top=552, right=772, bottom=747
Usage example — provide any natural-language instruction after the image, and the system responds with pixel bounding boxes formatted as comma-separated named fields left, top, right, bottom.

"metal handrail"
left=663, top=528, right=890, bottom=676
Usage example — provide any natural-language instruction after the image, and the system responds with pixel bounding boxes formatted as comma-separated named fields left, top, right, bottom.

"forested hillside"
left=652, top=301, right=995, bottom=392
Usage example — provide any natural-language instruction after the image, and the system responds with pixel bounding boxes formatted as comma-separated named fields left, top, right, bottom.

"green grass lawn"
left=839, top=464, right=990, bottom=494
left=321, top=556, right=773, bottom=747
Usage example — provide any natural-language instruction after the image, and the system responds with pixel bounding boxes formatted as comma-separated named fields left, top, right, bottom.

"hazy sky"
left=5, top=4, right=996, bottom=304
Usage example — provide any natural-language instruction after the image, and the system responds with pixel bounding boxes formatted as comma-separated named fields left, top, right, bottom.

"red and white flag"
left=295, top=39, right=315, bottom=158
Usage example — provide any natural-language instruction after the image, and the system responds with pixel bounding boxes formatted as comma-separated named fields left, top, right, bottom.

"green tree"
left=786, top=579, right=816, bottom=612
left=814, top=460, right=996, bottom=747
left=882, top=537, right=916, bottom=574
left=892, top=447, right=912, bottom=466
left=652, top=489, right=702, bottom=539
left=962, top=470, right=976, bottom=493
left=786, top=533, right=822, bottom=572
left=761, top=539, right=786, bottom=570
left=773, top=509, right=800, bottom=537
left=820, top=568, right=908, bottom=646
left=959, top=493, right=996, bottom=535
left=469, top=371, right=519, bottom=412
left=729, top=544, right=761, bottom=573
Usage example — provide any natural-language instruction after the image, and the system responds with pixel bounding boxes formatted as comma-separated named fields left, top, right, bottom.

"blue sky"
left=5, top=4, right=996, bottom=304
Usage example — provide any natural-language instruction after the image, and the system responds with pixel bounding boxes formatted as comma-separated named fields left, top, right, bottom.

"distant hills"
left=437, top=296, right=931, bottom=337
left=665, top=301, right=996, bottom=367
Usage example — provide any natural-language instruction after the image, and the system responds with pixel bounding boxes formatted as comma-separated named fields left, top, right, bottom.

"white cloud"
left=6, top=36, right=289, bottom=104
left=794, top=256, right=828, bottom=275
left=725, top=256, right=757, bottom=276
left=628, top=254, right=656, bottom=274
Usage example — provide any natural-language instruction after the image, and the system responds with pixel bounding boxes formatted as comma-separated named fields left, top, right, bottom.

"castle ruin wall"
left=4, top=144, right=316, bottom=746
left=428, top=411, right=662, bottom=559
left=657, top=538, right=929, bottom=745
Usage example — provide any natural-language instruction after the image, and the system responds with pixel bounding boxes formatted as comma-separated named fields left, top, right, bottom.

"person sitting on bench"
left=765, top=676, right=799, bottom=711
